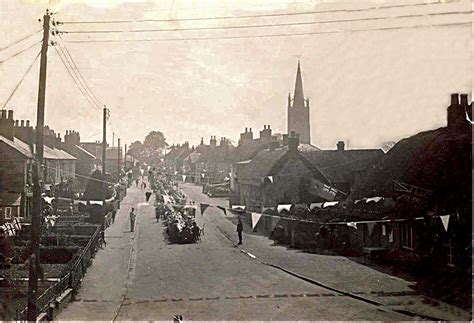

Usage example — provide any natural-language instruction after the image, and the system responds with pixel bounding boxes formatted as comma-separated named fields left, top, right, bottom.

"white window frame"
left=401, top=223, right=414, bottom=250
left=445, top=239, right=455, bottom=268
left=4, top=207, right=12, bottom=220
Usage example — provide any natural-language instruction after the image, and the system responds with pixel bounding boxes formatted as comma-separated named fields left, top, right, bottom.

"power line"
left=54, top=33, right=104, bottom=107
left=59, top=10, right=472, bottom=34
left=0, top=29, right=42, bottom=52
left=58, top=1, right=458, bottom=24
left=52, top=44, right=101, bottom=111
left=1, top=50, right=41, bottom=109
left=0, top=40, right=42, bottom=64
left=62, top=21, right=470, bottom=44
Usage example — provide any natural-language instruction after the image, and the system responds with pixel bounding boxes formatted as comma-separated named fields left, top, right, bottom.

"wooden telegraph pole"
left=27, top=10, right=50, bottom=321
left=117, top=138, right=121, bottom=182
left=102, top=107, right=107, bottom=230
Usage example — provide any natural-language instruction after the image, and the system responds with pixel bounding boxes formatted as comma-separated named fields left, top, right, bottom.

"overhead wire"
left=52, top=44, right=101, bottom=111
left=1, top=50, right=41, bottom=109
left=59, top=10, right=472, bottom=34
left=54, top=33, right=104, bottom=108
left=0, top=40, right=42, bottom=64
left=58, top=1, right=460, bottom=24
left=0, top=29, right=42, bottom=52
left=61, top=21, right=471, bottom=43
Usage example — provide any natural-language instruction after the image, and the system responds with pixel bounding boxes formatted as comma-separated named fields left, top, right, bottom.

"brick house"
left=234, top=132, right=384, bottom=211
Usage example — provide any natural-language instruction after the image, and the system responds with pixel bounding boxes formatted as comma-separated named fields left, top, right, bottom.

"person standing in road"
left=135, top=179, right=139, bottom=187
left=236, top=217, right=243, bottom=245
left=129, top=208, right=136, bottom=232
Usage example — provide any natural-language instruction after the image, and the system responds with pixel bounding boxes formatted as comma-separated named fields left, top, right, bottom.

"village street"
left=53, top=179, right=470, bottom=321
left=55, top=179, right=412, bottom=321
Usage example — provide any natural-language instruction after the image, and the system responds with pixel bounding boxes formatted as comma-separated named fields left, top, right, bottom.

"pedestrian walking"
left=236, top=217, right=243, bottom=245
left=130, top=208, right=136, bottom=232
left=135, top=179, right=139, bottom=187
left=143, top=182, right=147, bottom=189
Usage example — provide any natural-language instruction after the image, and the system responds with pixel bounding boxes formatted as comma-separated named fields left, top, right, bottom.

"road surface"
left=58, top=180, right=466, bottom=321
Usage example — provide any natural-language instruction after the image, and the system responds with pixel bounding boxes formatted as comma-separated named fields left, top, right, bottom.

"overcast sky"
left=0, top=0, right=471, bottom=149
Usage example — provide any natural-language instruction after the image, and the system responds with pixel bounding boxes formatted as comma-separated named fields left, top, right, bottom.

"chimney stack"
left=450, top=93, right=459, bottom=106
left=337, top=141, right=345, bottom=152
left=288, top=131, right=299, bottom=152
left=460, top=94, right=468, bottom=108
left=0, top=109, right=15, bottom=141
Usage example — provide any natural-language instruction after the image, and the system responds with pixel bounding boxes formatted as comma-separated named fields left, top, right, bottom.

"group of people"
left=135, top=179, right=147, bottom=190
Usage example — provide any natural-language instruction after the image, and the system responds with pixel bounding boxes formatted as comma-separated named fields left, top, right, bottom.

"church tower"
left=287, top=61, right=311, bottom=144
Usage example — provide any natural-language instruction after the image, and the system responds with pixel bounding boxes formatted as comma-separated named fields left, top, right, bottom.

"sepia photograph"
left=0, top=0, right=472, bottom=321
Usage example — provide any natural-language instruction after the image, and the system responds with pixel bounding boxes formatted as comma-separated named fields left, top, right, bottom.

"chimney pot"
left=1, top=110, right=6, bottom=119
left=20, top=120, right=24, bottom=127
left=7, top=110, right=13, bottom=119
left=460, top=94, right=468, bottom=108
left=337, top=141, right=345, bottom=152
left=15, top=120, right=19, bottom=127
left=451, top=93, right=459, bottom=105
left=26, top=120, right=30, bottom=127
left=245, top=127, right=248, bottom=133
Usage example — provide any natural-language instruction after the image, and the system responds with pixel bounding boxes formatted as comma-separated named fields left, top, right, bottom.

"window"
left=400, top=223, right=414, bottom=250
left=445, top=240, right=455, bottom=268
left=4, top=207, right=12, bottom=220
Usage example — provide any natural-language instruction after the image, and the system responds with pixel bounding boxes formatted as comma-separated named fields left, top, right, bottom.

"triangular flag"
left=174, top=171, right=178, bottom=175
left=347, top=222, right=358, bottom=229
left=200, top=203, right=210, bottom=215
left=182, top=175, right=187, bottom=182
left=367, top=222, right=375, bottom=236
left=231, top=205, right=246, bottom=211
left=382, top=224, right=386, bottom=236
left=267, top=176, right=273, bottom=183
left=277, top=204, right=292, bottom=213
left=217, top=206, right=227, bottom=216
left=440, top=214, right=450, bottom=232
left=251, top=213, right=262, bottom=230
left=201, top=173, right=205, bottom=178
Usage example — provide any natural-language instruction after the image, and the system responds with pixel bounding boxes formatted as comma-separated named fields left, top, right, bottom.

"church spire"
left=293, top=60, right=305, bottom=109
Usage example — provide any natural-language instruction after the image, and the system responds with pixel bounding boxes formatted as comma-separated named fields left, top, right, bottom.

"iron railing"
left=18, top=225, right=100, bottom=320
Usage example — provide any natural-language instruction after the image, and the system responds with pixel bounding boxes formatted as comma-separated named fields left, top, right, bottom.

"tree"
left=143, top=131, right=167, bottom=151
left=128, top=141, right=144, bottom=159
left=142, top=131, right=168, bottom=165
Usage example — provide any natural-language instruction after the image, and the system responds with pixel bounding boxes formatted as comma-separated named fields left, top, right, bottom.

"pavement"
left=56, top=181, right=468, bottom=321
left=179, top=183, right=471, bottom=321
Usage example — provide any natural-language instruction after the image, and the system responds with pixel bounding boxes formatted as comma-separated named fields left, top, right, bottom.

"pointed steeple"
left=293, top=60, right=305, bottom=109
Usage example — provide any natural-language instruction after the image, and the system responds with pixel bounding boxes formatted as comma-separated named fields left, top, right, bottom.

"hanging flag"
left=389, top=230, right=394, bottom=243
left=262, top=206, right=274, bottom=213
left=366, top=197, right=384, bottom=204
left=217, top=206, right=227, bottom=216
left=309, top=203, right=323, bottom=210
left=200, top=203, right=210, bottom=215
left=201, top=173, right=205, bottom=178
left=382, top=224, right=386, bottom=236
left=347, top=222, right=358, bottom=230
left=174, top=171, right=178, bottom=175
left=13, top=218, right=21, bottom=230
left=231, top=205, right=246, bottom=211
left=140, top=169, right=144, bottom=175
left=440, top=214, right=450, bottom=232
left=251, top=213, right=262, bottom=230
left=277, top=204, right=292, bottom=213
left=182, top=175, right=187, bottom=182
left=367, top=222, right=375, bottom=236
left=308, top=178, right=341, bottom=201
left=266, top=176, right=274, bottom=183
left=322, top=201, right=339, bottom=208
